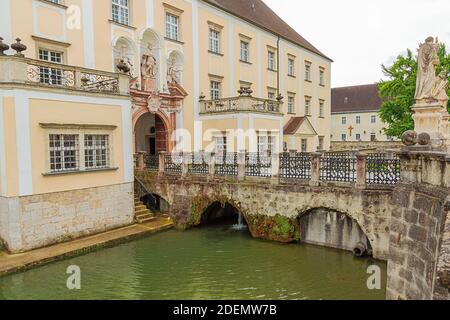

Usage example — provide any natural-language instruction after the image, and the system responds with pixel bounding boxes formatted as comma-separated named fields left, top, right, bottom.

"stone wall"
left=0, top=183, right=134, bottom=253
left=330, top=141, right=402, bottom=152
left=386, top=152, right=450, bottom=300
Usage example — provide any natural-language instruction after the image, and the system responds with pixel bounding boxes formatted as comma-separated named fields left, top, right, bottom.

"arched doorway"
left=200, top=201, right=247, bottom=228
left=134, top=112, right=169, bottom=155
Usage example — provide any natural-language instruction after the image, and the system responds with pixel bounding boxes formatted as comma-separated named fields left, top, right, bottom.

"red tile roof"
left=331, top=84, right=382, bottom=113
left=283, top=117, right=306, bottom=135
left=202, top=0, right=331, bottom=61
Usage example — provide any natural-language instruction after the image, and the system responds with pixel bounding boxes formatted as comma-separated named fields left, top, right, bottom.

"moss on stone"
left=189, top=196, right=210, bottom=227
left=246, top=214, right=300, bottom=243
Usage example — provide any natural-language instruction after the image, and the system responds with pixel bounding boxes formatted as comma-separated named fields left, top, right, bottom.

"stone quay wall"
left=0, top=182, right=134, bottom=253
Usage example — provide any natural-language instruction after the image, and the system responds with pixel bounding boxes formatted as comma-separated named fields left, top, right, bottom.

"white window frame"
left=209, top=28, right=220, bottom=54
left=356, top=133, right=361, bottom=141
left=84, top=134, right=111, bottom=169
left=288, top=58, right=295, bottom=76
left=319, top=67, right=325, bottom=86
left=356, top=115, right=361, bottom=124
left=318, top=136, right=324, bottom=150
left=112, top=0, right=130, bottom=25
left=268, top=51, right=276, bottom=70
left=38, top=48, right=64, bottom=85
left=210, top=80, right=221, bottom=100
left=305, top=61, right=311, bottom=81
left=371, top=115, right=377, bottom=124
left=301, top=138, right=307, bottom=152
left=288, top=95, right=295, bottom=114
left=319, top=100, right=324, bottom=118
left=215, top=135, right=227, bottom=154
left=342, top=117, right=347, bottom=125
left=305, top=97, right=311, bottom=116
left=341, top=134, right=346, bottom=141
left=240, top=40, right=249, bottom=62
left=165, top=12, right=179, bottom=40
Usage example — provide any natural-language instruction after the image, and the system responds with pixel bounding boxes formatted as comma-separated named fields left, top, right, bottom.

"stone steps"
left=134, top=197, right=156, bottom=224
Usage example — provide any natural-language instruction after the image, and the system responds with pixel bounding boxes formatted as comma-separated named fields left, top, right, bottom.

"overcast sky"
left=263, top=0, right=450, bottom=88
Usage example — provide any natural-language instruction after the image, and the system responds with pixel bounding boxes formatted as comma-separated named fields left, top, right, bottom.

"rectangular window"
left=240, top=41, right=249, bottom=62
left=38, top=49, right=63, bottom=85
left=371, top=115, right=377, bottom=124
left=305, top=97, right=311, bottom=116
left=210, top=81, right=221, bottom=100
left=268, top=135, right=275, bottom=154
left=209, top=28, right=220, bottom=53
left=288, top=95, right=295, bottom=114
left=49, top=134, right=79, bottom=173
left=342, top=117, right=347, bottom=125
left=301, top=138, right=307, bottom=152
left=305, top=61, right=311, bottom=81
left=319, top=100, right=325, bottom=118
left=356, top=133, right=361, bottom=140
left=268, top=91, right=276, bottom=111
left=215, top=135, right=227, bottom=154
left=257, top=135, right=267, bottom=154
left=370, top=133, right=376, bottom=141
left=319, top=68, right=325, bottom=86
left=84, top=135, right=110, bottom=169
left=165, top=12, right=179, bottom=40
left=268, top=51, right=275, bottom=70
left=288, top=58, right=295, bottom=76
left=356, top=116, right=361, bottom=124
left=341, top=134, right=346, bottom=141
left=47, top=0, right=62, bottom=3
left=112, top=0, right=129, bottom=25
left=318, top=136, right=324, bottom=150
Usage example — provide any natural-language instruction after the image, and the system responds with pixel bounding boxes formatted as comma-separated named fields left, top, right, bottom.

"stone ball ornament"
left=417, top=132, right=431, bottom=146
left=401, top=130, right=418, bottom=146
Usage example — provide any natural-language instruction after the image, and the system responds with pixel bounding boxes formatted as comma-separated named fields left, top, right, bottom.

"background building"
left=330, top=84, right=398, bottom=150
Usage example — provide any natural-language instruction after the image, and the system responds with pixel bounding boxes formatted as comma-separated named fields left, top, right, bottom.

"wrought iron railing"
left=245, top=152, right=272, bottom=177
left=280, top=152, right=311, bottom=180
left=366, top=153, right=400, bottom=185
left=144, top=154, right=159, bottom=171
left=187, top=152, right=209, bottom=175
left=200, top=96, right=282, bottom=114
left=215, top=152, right=239, bottom=176
left=164, top=153, right=182, bottom=174
left=0, top=57, right=123, bottom=94
left=320, top=154, right=356, bottom=183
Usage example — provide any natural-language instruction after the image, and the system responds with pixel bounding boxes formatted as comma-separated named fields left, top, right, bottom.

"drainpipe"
left=277, top=36, right=280, bottom=97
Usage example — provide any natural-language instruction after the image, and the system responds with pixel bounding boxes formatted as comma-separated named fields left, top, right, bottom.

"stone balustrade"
left=135, top=150, right=401, bottom=188
left=199, top=95, right=283, bottom=115
left=0, top=55, right=130, bottom=96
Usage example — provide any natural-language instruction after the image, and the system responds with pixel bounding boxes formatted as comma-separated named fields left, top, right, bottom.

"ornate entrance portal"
left=130, top=45, right=187, bottom=154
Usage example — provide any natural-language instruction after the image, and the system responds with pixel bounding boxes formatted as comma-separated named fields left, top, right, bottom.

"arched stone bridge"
left=135, top=150, right=450, bottom=300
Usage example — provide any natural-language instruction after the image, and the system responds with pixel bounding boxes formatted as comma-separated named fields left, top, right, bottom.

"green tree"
left=378, top=44, right=450, bottom=138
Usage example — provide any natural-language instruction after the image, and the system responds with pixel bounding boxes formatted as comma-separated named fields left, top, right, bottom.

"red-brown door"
left=155, top=115, right=167, bottom=153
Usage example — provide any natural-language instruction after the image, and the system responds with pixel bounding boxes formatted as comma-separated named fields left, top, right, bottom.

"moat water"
left=0, top=224, right=386, bottom=300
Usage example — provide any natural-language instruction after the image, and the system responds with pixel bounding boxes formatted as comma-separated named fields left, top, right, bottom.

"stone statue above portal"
left=141, top=48, right=157, bottom=92
left=415, top=36, right=441, bottom=104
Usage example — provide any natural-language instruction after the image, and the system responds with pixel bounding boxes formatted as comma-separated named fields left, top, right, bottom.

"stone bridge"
left=135, top=150, right=450, bottom=300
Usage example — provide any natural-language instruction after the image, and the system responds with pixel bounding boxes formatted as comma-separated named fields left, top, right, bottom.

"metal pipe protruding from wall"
left=353, top=242, right=367, bottom=257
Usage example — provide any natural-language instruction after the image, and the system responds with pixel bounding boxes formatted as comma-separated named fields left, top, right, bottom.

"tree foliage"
left=378, top=44, right=450, bottom=138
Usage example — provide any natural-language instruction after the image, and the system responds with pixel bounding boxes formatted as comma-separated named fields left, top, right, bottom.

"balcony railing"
left=0, top=55, right=129, bottom=95
left=199, top=96, right=282, bottom=115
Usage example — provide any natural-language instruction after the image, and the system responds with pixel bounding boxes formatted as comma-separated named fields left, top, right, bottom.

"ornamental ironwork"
left=187, top=152, right=209, bottom=175
left=164, top=153, right=182, bottom=174
left=280, top=152, right=311, bottom=180
left=366, top=153, right=400, bottom=185
left=144, top=154, right=159, bottom=171
left=245, top=152, right=272, bottom=177
left=320, top=153, right=356, bottom=182
left=215, top=152, right=238, bottom=176
left=80, top=72, right=119, bottom=93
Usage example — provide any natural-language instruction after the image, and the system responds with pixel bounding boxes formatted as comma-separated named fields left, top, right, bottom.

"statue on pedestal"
left=141, top=46, right=157, bottom=92
left=414, top=36, right=448, bottom=107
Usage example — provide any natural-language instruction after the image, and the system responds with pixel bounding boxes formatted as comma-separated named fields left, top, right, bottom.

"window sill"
left=42, top=167, right=119, bottom=177
left=319, top=84, right=325, bottom=87
left=165, top=37, right=184, bottom=45
left=109, top=20, right=136, bottom=30
left=288, top=74, right=296, bottom=78
left=208, top=50, right=224, bottom=56
left=267, top=68, right=277, bottom=72
left=304, top=79, right=312, bottom=83
left=239, top=60, right=252, bottom=65
left=37, top=0, right=68, bottom=9
left=319, top=116, right=325, bottom=119
left=287, top=112, right=296, bottom=115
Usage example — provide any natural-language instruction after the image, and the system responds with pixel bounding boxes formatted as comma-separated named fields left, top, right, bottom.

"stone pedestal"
left=412, top=102, right=449, bottom=151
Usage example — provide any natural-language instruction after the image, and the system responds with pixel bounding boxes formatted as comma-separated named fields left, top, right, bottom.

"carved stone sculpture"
left=401, top=130, right=418, bottom=146
left=432, top=71, right=449, bottom=107
left=141, top=51, right=157, bottom=92
left=417, top=132, right=431, bottom=146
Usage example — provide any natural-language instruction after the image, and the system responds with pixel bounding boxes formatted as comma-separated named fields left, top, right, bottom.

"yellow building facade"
left=0, top=0, right=331, bottom=252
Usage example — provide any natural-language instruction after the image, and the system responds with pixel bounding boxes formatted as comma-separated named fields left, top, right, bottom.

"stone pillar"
left=309, top=152, right=322, bottom=187
left=238, top=150, right=246, bottom=181
left=355, top=152, right=367, bottom=189
left=412, top=103, right=449, bottom=151
left=181, top=152, right=189, bottom=178
left=271, top=152, right=280, bottom=185
left=398, top=151, right=422, bottom=184
left=158, top=151, right=166, bottom=175
left=208, top=152, right=216, bottom=181
left=118, top=73, right=131, bottom=95
left=137, top=152, right=146, bottom=170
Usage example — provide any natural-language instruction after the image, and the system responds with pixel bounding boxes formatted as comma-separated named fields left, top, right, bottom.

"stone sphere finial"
left=417, top=132, right=431, bottom=146
left=11, top=38, right=26, bottom=57
left=401, top=130, right=418, bottom=146
left=0, top=37, right=9, bottom=56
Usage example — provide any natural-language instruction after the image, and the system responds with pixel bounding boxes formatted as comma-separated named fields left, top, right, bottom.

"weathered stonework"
left=0, top=183, right=134, bottom=253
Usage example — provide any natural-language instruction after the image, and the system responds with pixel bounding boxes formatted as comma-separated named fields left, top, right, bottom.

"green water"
left=0, top=225, right=386, bottom=300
